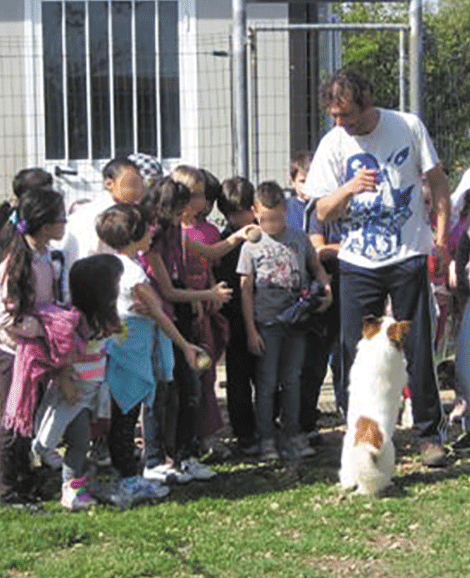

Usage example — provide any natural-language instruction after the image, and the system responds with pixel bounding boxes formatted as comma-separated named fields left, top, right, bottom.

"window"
left=42, top=0, right=181, bottom=161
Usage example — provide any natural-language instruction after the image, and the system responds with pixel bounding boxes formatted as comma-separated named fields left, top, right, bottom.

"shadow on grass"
left=168, top=428, right=344, bottom=504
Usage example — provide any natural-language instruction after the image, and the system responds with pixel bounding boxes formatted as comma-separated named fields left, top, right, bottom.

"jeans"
left=225, top=315, right=256, bottom=442
left=339, top=256, right=443, bottom=439
left=143, top=380, right=170, bottom=468
left=62, top=408, right=91, bottom=483
left=256, top=323, right=306, bottom=439
left=456, top=297, right=470, bottom=431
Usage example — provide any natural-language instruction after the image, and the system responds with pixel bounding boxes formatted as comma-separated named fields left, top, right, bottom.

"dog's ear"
left=387, top=320, right=411, bottom=349
left=362, top=315, right=382, bottom=339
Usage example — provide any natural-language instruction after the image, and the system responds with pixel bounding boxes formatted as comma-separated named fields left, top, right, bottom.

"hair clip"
left=16, top=219, right=28, bottom=235
left=8, top=209, right=18, bottom=226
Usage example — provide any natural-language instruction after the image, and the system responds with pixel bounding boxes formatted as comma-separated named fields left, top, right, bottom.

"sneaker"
left=305, top=429, right=323, bottom=446
left=143, top=463, right=193, bottom=484
left=102, top=475, right=170, bottom=508
left=87, top=438, right=112, bottom=467
left=452, top=432, right=470, bottom=452
left=449, top=397, right=468, bottom=424
left=259, top=438, right=280, bottom=461
left=238, top=438, right=260, bottom=456
left=291, top=433, right=316, bottom=458
left=420, top=439, right=446, bottom=467
left=61, top=477, right=97, bottom=511
left=278, top=437, right=302, bottom=461
left=180, top=457, right=217, bottom=480
left=31, top=439, right=62, bottom=470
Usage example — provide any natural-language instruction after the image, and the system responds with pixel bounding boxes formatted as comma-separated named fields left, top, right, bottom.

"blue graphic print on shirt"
left=341, top=150, right=413, bottom=261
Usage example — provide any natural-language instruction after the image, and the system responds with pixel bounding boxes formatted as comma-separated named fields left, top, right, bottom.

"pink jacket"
left=2, top=304, right=90, bottom=437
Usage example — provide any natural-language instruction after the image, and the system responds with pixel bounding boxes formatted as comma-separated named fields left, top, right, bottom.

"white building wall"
left=194, top=0, right=290, bottom=186
left=0, top=2, right=27, bottom=200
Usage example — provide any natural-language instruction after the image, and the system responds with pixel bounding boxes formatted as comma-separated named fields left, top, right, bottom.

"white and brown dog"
left=339, top=315, right=411, bottom=495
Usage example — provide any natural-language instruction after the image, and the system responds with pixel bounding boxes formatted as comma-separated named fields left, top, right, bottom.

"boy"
left=286, top=151, right=313, bottom=231
left=214, top=177, right=258, bottom=454
left=237, top=181, right=332, bottom=460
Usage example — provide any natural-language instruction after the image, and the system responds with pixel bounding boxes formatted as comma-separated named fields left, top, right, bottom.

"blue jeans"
left=457, top=298, right=470, bottom=431
left=256, top=323, right=306, bottom=439
left=339, top=256, right=443, bottom=439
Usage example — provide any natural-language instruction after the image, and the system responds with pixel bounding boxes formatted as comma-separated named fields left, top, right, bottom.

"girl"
left=172, top=166, right=228, bottom=455
left=32, top=255, right=124, bottom=510
left=0, top=188, right=67, bottom=506
left=140, top=175, right=258, bottom=479
left=139, top=177, right=231, bottom=483
left=95, top=203, right=202, bottom=502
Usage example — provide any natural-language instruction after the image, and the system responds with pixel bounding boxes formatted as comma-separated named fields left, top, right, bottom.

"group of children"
left=0, top=152, right=336, bottom=511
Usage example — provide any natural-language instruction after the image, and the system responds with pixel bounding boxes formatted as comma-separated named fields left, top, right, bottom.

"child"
left=173, top=166, right=228, bottom=455
left=12, top=168, right=53, bottom=199
left=58, top=157, right=145, bottom=300
left=214, top=177, right=258, bottom=454
left=0, top=188, right=67, bottom=506
left=32, top=255, right=126, bottom=510
left=286, top=151, right=313, bottom=231
left=306, top=202, right=344, bottom=428
left=95, top=203, right=201, bottom=499
left=237, top=181, right=332, bottom=461
left=139, top=177, right=232, bottom=482
left=141, top=174, right=257, bottom=477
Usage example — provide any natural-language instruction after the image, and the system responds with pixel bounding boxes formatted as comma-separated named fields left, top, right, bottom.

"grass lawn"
left=2, top=413, right=470, bottom=578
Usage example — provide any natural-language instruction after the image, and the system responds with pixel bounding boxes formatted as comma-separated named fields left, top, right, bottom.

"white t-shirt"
left=51, top=196, right=115, bottom=299
left=305, top=109, right=439, bottom=269
left=116, top=254, right=151, bottom=320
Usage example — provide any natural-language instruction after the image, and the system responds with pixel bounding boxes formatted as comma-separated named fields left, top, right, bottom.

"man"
left=305, top=69, right=450, bottom=466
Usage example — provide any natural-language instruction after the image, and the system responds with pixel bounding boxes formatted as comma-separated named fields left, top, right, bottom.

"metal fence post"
left=232, top=0, right=249, bottom=178
left=409, top=0, right=424, bottom=119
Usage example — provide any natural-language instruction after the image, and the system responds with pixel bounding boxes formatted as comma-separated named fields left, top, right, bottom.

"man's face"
left=328, top=90, right=371, bottom=136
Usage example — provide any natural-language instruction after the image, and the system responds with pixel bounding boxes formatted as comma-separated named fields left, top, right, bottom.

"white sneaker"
left=180, top=457, right=217, bottom=480
left=31, top=439, right=62, bottom=470
left=61, top=477, right=97, bottom=511
left=143, top=463, right=193, bottom=484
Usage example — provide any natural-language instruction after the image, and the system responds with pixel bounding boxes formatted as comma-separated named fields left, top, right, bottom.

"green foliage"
left=423, top=0, right=470, bottom=177
left=333, top=2, right=407, bottom=110
left=333, top=1, right=470, bottom=180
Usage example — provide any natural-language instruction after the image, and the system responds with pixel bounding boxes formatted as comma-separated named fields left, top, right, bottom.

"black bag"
left=276, top=281, right=326, bottom=331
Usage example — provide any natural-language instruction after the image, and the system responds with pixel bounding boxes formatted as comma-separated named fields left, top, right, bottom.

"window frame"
left=24, top=0, right=199, bottom=170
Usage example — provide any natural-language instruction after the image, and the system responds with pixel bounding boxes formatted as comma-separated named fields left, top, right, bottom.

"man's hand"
left=348, top=168, right=377, bottom=195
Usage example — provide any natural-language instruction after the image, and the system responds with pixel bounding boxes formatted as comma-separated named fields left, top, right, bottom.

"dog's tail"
left=353, top=416, right=390, bottom=495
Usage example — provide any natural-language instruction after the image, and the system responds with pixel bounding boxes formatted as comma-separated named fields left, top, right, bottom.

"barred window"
left=42, top=0, right=181, bottom=161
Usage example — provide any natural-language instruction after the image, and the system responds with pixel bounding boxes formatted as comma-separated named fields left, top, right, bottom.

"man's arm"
left=427, top=163, right=451, bottom=277
left=315, top=169, right=377, bottom=222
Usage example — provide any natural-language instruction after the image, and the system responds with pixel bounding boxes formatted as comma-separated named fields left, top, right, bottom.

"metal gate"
left=247, top=22, right=409, bottom=188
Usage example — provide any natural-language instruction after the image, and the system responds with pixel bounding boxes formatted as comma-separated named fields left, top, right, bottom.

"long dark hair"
left=140, top=176, right=190, bottom=230
left=1, top=188, right=64, bottom=321
left=69, top=255, right=123, bottom=339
